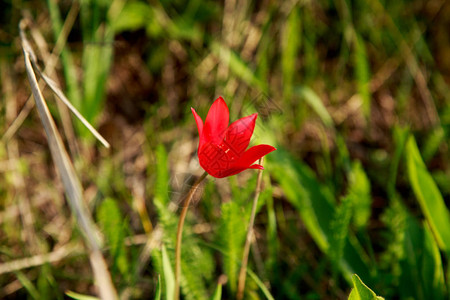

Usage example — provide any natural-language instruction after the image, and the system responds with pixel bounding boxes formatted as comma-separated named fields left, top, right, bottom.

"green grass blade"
left=155, top=275, right=162, bottom=300
left=348, top=161, right=371, bottom=229
left=162, top=245, right=175, bottom=300
left=422, top=223, right=446, bottom=299
left=295, top=86, right=333, bottom=128
left=388, top=126, right=410, bottom=198
left=210, top=283, right=222, bottom=300
left=212, top=42, right=266, bottom=92
left=153, top=144, right=172, bottom=225
left=247, top=269, right=275, bottom=300
left=79, top=0, right=122, bottom=126
left=66, top=291, right=100, bottom=300
left=422, top=126, right=445, bottom=162
left=46, top=0, right=82, bottom=109
left=264, top=179, right=279, bottom=274
left=281, top=5, right=300, bottom=101
left=406, top=136, right=450, bottom=252
left=16, top=271, right=41, bottom=300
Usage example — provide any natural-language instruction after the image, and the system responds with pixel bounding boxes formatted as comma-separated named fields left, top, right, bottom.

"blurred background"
left=1, top=0, right=450, bottom=299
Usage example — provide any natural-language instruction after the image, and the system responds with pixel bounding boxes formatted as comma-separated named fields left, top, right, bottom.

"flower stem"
left=174, top=171, right=208, bottom=300
left=237, top=158, right=264, bottom=300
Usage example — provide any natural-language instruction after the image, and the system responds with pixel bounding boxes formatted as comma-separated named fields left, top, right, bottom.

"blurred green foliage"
left=1, top=0, right=450, bottom=299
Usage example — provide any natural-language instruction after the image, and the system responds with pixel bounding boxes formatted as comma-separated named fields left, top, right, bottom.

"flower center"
left=199, top=142, right=239, bottom=176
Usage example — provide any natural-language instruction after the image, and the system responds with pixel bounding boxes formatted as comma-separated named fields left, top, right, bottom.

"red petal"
left=212, top=145, right=275, bottom=177
left=191, top=107, right=205, bottom=148
left=230, top=144, right=276, bottom=170
left=203, top=97, right=229, bottom=145
left=198, top=143, right=228, bottom=177
left=248, top=164, right=264, bottom=170
left=218, top=167, right=248, bottom=177
left=216, top=163, right=263, bottom=177
left=223, top=113, right=257, bottom=156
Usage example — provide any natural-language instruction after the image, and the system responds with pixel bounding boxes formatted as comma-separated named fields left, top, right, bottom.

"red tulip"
left=191, top=97, right=276, bottom=178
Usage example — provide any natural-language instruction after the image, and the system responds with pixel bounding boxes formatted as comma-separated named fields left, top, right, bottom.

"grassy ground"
left=1, top=0, right=450, bottom=299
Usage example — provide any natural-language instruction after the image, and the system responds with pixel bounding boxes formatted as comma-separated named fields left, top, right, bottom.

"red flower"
left=191, top=97, right=276, bottom=178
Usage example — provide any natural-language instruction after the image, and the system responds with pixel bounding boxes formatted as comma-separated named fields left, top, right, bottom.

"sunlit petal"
left=224, top=113, right=257, bottom=156
left=230, top=144, right=276, bottom=170
left=203, top=97, right=229, bottom=145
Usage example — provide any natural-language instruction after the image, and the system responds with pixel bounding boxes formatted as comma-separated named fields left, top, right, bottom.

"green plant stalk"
left=237, top=158, right=264, bottom=300
left=46, top=0, right=82, bottom=111
left=174, top=171, right=208, bottom=300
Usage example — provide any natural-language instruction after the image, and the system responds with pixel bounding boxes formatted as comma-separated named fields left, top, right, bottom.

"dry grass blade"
left=1, top=97, right=34, bottom=142
left=3, top=8, right=79, bottom=143
left=31, top=62, right=110, bottom=148
left=237, top=158, right=265, bottom=300
left=0, top=243, right=83, bottom=275
left=19, top=20, right=118, bottom=300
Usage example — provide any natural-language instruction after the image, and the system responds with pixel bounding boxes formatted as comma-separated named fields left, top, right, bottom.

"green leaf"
left=218, top=201, right=246, bottom=293
left=388, top=126, right=409, bottom=198
left=161, top=245, right=175, bottom=300
left=348, top=161, right=371, bottom=228
left=348, top=274, right=384, bottom=300
left=66, top=291, right=99, bottom=300
left=155, top=275, right=162, bottom=300
left=268, top=148, right=332, bottom=251
left=210, top=283, right=222, bottom=300
left=79, top=0, right=116, bottom=127
left=399, top=210, right=446, bottom=299
left=153, top=144, right=173, bottom=226
left=329, top=196, right=353, bottom=270
left=382, top=197, right=446, bottom=300
left=406, top=136, right=450, bottom=252
left=179, top=243, right=212, bottom=300
left=422, top=126, right=445, bottom=162
left=267, top=148, right=373, bottom=283
left=97, top=198, right=129, bottom=277
left=113, top=1, right=153, bottom=33
left=155, top=144, right=170, bottom=206
left=295, top=86, right=333, bottom=128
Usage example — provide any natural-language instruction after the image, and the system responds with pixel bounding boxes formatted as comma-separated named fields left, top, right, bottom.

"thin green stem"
left=174, top=171, right=208, bottom=300
left=237, top=158, right=264, bottom=300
